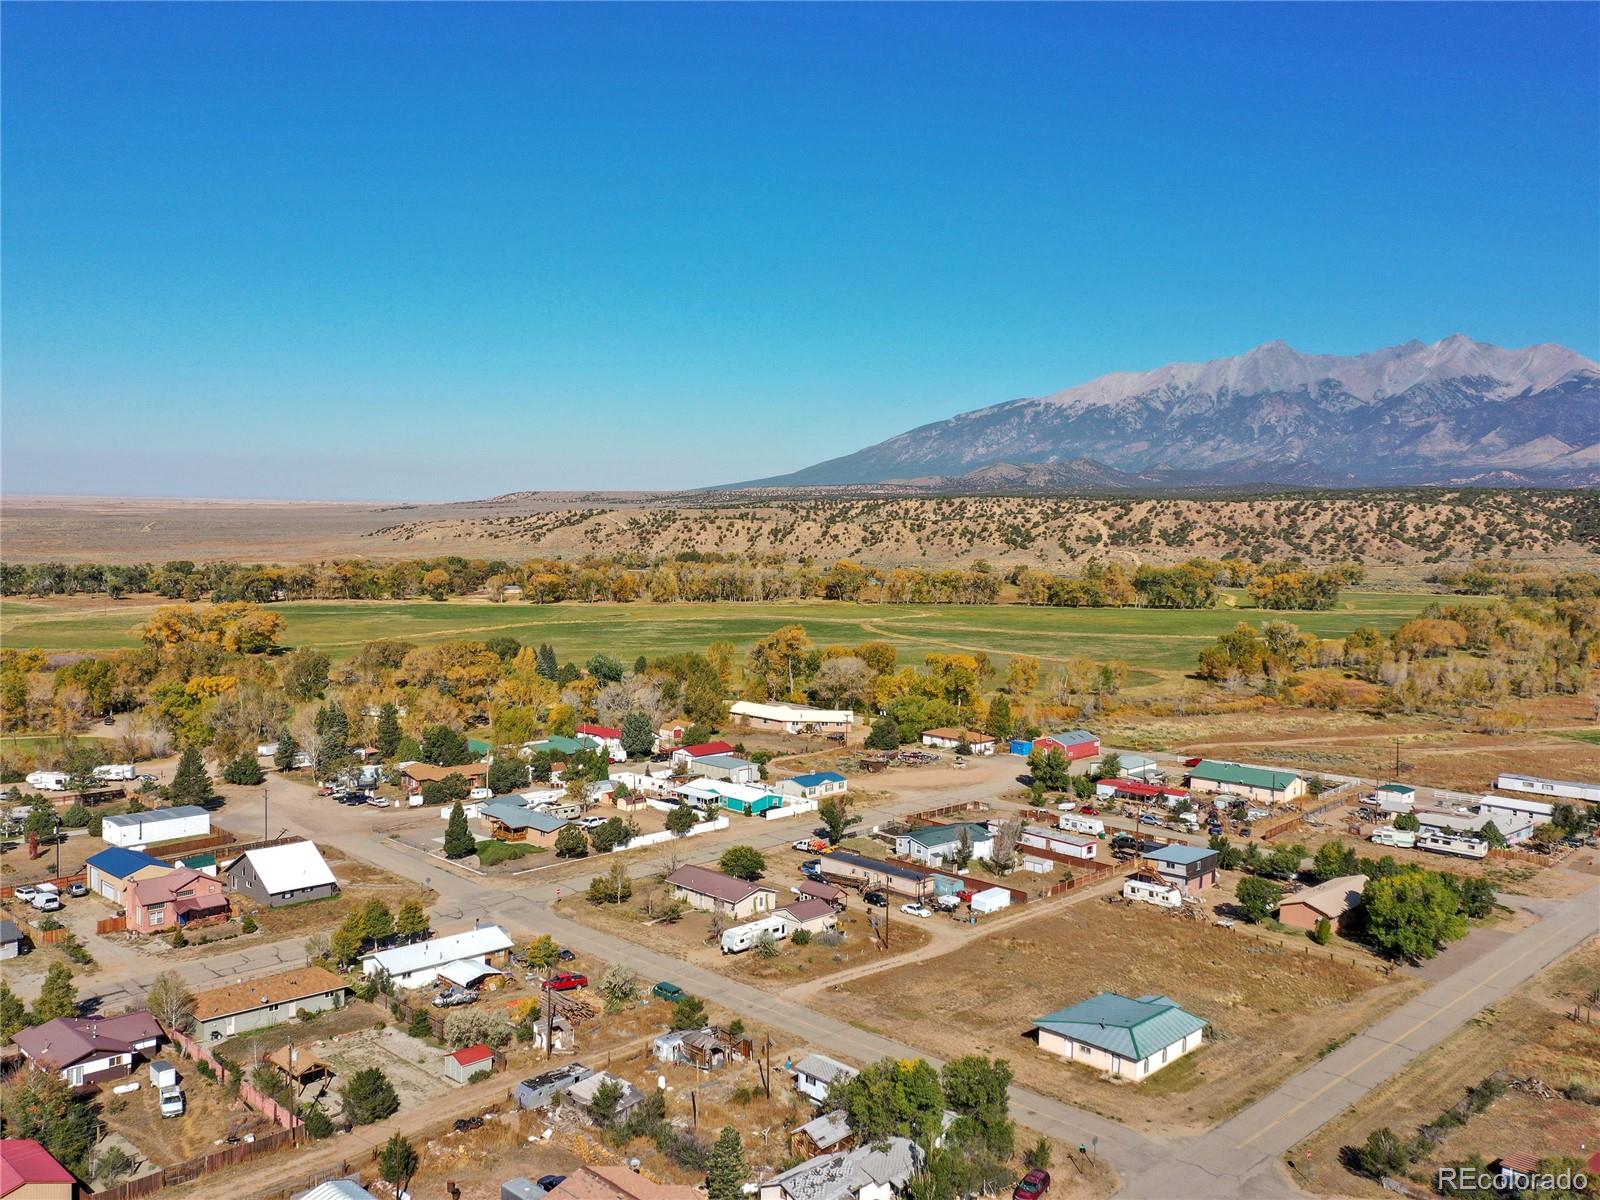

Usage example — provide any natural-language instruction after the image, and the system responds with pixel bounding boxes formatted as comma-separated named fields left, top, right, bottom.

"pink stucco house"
left=123, top=866, right=229, bottom=934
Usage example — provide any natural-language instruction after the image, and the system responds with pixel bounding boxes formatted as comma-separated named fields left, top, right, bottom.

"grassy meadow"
left=0, top=589, right=1483, bottom=681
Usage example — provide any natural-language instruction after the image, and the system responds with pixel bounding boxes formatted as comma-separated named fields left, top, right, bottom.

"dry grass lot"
left=1290, top=940, right=1600, bottom=1198
left=96, top=1060, right=274, bottom=1169
left=557, top=858, right=934, bottom=989
left=825, top=901, right=1419, bottom=1134
left=243, top=844, right=434, bottom=943
left=1099, top=697, right=1600, bottom=794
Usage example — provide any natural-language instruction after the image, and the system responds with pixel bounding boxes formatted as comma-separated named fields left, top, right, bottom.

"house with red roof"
left=0, top=1138, right=78, bottom=1199
left=671, top=741, right=735, bottom=770
left=576, top=723, right=627, bottom=762
left=12, top=1012, right=164, bottom=1087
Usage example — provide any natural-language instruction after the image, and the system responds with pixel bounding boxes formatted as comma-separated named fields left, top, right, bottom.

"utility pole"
left=263, top=786, right=269, bottom=842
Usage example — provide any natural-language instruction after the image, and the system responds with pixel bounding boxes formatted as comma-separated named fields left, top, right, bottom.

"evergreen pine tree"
left=223, top=753, right=265, bottom=786
left=167, top=746, right=211, bottom=804
left=706, top=1126, right=748, bottom=1200
left=0, top=980, right=30, bottom=1038
left=273, top=730, right=302, bottom=772
left=621, top=711, right=655, bottom=759
left=536, top=642, right=559, bottom=681
left=443, top=801, right=476, bottom=859
left=378, top=1134, right=418, bottom=1194
left=32, top=963, right=78, bottom=1022
left=375, top=703, right=403, bottom=759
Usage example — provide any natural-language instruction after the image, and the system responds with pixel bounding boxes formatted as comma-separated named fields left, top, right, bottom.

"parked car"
left=1139, top=815, right=1163, bottom=826
left=30, top=894, right=62, bottom=913
left=557, top=948, right=576, bottom=961
left=1014, top=1170, right=1050, bottom=1200
left=862, top=891, right=888, bottom=907
left=138, top=773, right=159, bottom=784
left=366, top=795, right=390, bottom=808
left=66, top=881, right=87, bottom=897
left=159, top=1086, right=186, bottom=1118
left=432, top=987, right=478, bottom=1008
left=537, top=1177, right=567, bottom=1192
left=1080, top=806, right=1099, bottom=816
left=541, top=972, right=588, bottom=991
left=103, top=715, right=116, bottom=726
left=578, top=817, right=607, bottom=830
left=13, top=885, right=39, bottom=901
left=899, top=903, right=932, bottom=918
left=652, top=981, right=687, bottom=1003
left=934, top=894, right=962, bottom=910
left=337, top=793, right=365, bottom=805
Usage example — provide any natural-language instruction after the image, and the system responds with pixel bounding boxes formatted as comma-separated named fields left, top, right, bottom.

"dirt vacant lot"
left=824, top=900, right=1419, bottom=1134
left=1290, top=939, right=1600, bottom=1198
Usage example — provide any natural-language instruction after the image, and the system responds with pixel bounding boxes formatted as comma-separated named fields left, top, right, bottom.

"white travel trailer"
left=1122, top=874, right=1183, bottom=908
left=1058, top=813, right=1105, bottom=837
left=1417, top=831, right=1488, bottom=860
left=24, top=771, right=69, bottom=792
left=92, top=764, right=137, bottom=782
left=721, top=915, right=791, bottom=955
left=1370, top=827, right=1417, bottom=849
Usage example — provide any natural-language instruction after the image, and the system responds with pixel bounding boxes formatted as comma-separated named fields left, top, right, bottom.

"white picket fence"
left=618, top=815, right=731, bottom=852
left=763, top=797, right=819, bottom=821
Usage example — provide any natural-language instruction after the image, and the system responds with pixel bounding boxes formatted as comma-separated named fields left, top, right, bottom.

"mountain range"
left=734, top=335, right=1600, bottom=490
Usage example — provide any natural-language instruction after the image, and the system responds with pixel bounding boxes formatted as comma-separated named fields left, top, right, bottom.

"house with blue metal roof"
left=1033, top=992, right=1208, bottom=1080
left=774, top=771, right=848, bottom=802
left=1141, top=843, right=1220, bottom=892
left=85, top=847, right=173, bottom=901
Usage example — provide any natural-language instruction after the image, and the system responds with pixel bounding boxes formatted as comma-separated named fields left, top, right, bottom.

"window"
left=149, top=908, right=165, bottom=925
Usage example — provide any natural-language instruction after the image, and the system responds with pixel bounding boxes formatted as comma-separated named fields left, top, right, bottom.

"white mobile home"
left=1494, top=772, right=1600, bottom=805
left=361, top=925, right=514, bottom=990
left=101, top=805, right=211, bottom=848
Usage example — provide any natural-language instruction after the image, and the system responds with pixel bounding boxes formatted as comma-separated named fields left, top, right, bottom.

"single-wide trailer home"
left=817, top=852, right=933, bottom=900
left=1033, top=992, right=1207, bottom=1081
left=1186, top=761, right=1307, bottom=806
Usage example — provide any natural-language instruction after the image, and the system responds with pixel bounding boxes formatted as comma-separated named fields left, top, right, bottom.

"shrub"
left=443, top=1008, right=516, bottom=1049
left=1350, top=1127, right=1411, bottom=1179
left=408, top=1009, right=432, bottom=1039
left=240, top=913, right=259, bottom=934
left=791, top=928, right=812, bottom=946
left=300, top=1105, right=336, bottom=1139
left=60, top=803, right=93, bottom=829
left=1311, top=917, right=1332, bottom=945
left=170, top=929, right=188, bottom=949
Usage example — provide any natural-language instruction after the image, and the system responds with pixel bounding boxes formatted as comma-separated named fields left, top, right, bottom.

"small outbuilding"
left=442, top=1043, right=496, bottom=1084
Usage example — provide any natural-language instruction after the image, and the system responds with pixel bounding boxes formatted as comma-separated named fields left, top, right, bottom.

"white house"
left=1018, top=824, right=1099, bottom=861
left=774, top=772, right=849, bottom=802
left=101, top=805, right=210, bottom=849
left=575, top=724, right=628, bottom=763
left=1416, top=808, right=1535, bottom=845
left=1475, top=793, right=1556, bottom=826
left=1033, top=992, right=1207, bottom=1080
left=792, top=1053, right=858, bottom=1104
left=919, top=728, right=996, bottom=755
left=361, top=925, right=515, bottom=990
left=730, top=700, right=855, bottom=735
left=892, top=822, right=993, bottom=867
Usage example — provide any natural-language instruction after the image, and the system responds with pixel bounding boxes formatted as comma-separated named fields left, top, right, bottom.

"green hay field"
left=0, top=590, right=1482, bottom=679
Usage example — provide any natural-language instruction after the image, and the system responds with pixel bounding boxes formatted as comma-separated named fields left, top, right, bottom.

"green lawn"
left=0, top=590, right=1485, bottom=678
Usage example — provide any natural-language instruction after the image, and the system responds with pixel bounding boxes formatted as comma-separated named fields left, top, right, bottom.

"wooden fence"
left=96, top=914, right=129, bottom=934
left=90, top=1127, right=303, bottom=1200
left=168, top=1027, right=302, bottom=1130
left=8, top=911, right=70, bottom=946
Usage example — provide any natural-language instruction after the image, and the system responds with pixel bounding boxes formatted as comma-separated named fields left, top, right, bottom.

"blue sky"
left=3, top=3, right=1596, bottom=501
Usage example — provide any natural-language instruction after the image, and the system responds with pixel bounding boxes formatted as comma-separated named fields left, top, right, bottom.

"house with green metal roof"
left=1186, top=760, right=1308, bottom=804
left=1033, top=992, right=1208, bottom=1080
left=523, top=734, right=603, bottom=757
left=891, top=822, right=994, bottom=867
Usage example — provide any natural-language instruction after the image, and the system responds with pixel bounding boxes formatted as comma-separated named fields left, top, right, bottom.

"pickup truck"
left=159, top=1086, right=186, bottom=1118
left=541, top=972, right=588, bottom=991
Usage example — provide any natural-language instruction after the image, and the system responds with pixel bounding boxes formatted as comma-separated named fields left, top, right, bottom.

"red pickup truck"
left=541, top=972, right=589, bottom=991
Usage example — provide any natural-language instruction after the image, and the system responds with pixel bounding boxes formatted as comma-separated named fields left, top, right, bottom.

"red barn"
left=1032, top=730, right=1100, bottom=761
